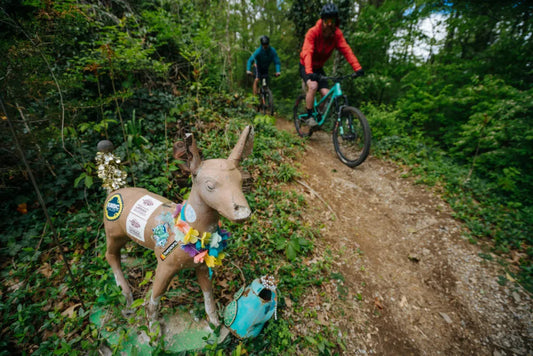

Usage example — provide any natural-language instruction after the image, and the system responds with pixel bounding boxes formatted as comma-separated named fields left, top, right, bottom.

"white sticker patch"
left=126, top=195, right=163, bottom=242
left=184, top=204, right=197, bottom=223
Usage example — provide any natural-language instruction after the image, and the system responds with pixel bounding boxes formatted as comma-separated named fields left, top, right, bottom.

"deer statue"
left=102, top=126, right=254, bottom=327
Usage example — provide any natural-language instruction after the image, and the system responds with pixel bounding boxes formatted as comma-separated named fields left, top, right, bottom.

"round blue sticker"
left=105, top=193, right=123, bottom=221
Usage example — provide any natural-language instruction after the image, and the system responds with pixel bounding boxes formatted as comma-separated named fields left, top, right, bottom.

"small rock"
left=439, top=312, right=453, bottom=324
left=400, top=296, right=408, bottom=308
left=408, top=254, right=420, bottom=263
left=512, top=291, right=521, bottom=303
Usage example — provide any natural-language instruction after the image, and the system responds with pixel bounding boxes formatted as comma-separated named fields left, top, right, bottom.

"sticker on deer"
left=160, top=241, right=179, bottom=261
left=131, top=195, right=163, bottom=219
left=152, top=212, right=176, bottom=247
left=105, top=193, right=124, bottom=221
left=152, top=223, right=170, bottom=247
left=184, top=203, right=197, bottom=223
left=126, top=195, right=163, bottom=242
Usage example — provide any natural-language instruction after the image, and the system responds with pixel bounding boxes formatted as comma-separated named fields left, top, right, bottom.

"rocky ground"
left=276, top=118, right=532, bottom=356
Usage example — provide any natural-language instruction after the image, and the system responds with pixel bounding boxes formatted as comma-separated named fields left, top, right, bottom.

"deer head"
left=173, top=126, right=254, bottom=231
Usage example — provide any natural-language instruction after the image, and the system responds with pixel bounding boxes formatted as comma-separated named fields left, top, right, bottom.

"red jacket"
left=300, top=19, right=362, bottom=74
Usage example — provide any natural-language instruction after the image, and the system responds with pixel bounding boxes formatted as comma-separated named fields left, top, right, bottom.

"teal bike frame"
left=294, top=72, right=371, bottom=167
left=298, top=81, right=347, bottom=126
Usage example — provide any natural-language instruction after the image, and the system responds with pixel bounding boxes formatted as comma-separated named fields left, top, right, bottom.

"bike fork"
left=336, top=104, right=356, bottom=139
left=336, top=104, right=346, bottom=135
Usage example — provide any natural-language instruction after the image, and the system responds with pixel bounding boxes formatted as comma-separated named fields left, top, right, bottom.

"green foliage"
left=253, top=113, right=276, bottom=127
left=288, top=0, right=323, bottom=42
left=452, top=77, right=533, bottom=200
left=0, top=83, right=327, bottom=354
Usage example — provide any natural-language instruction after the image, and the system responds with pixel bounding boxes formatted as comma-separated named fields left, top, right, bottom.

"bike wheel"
left=332, top=106, right=371, bottom=167
left=261, top=89, right=272, bottom=115
left=265, top=88, right=274, bottom=115
left=293, top=94, right=313, bottom=138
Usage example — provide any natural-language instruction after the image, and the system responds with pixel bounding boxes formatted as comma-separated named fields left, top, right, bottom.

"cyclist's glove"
left=354, top=69, right=365, bottom=77
left=307, top=73, right=320, bottom=82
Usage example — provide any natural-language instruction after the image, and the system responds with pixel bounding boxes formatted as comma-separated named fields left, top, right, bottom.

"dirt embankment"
left=276, top=118, right=532, bottom=355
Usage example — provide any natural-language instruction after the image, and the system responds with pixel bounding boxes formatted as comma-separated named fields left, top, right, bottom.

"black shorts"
left=252, top=66, right=268, bottom=79
left=299, top=63, right=328, bottom=90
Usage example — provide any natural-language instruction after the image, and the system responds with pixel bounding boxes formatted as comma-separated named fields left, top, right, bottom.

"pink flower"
left=194, top=250, right=208, bottom=264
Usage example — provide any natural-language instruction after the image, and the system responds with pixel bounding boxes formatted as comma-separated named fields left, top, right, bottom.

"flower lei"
left=171, top=202, right=230, bottom=272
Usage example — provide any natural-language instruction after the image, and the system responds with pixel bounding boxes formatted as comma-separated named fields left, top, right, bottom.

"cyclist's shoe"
left=305, top=116, right=318, bottom=127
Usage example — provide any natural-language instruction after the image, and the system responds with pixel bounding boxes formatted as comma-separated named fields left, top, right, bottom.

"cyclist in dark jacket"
left=299, top=3, right=364, bottom=126
left=246, top=36, right=281, bottom=95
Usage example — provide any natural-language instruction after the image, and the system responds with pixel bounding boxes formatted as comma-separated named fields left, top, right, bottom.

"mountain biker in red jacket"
left=299, top=3, right=364, bottom=126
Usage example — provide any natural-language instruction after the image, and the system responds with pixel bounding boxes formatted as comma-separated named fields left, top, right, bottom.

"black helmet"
left=320, top=3, right=339, bottom=19
left=260, top=35, right=270, bottom=45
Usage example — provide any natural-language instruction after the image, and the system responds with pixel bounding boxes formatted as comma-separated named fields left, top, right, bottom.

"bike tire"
left=293, top=94, right=314, bottom=138
left=266, top=88, right=274, bottom=116
left=262, top=88, right=273, bottom=115
left=332, top=106, right=371, bottom=167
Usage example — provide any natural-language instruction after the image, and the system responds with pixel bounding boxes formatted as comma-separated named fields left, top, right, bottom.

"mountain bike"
left=257, top=74, right=274, bottom=115
left=293, top=73, right=371, bottom=168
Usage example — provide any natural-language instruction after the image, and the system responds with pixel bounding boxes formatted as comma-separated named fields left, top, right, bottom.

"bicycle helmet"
left=260, top=35, right=270, bottom=46
left=320, top=3, right=339, bottom=19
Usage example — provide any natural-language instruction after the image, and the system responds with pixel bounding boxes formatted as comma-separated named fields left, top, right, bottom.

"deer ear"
left=228, top=126, right=254, bottom=164
left=173, top=133, right=202, bottom=174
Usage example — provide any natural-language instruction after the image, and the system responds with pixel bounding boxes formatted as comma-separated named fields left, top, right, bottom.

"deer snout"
left=232, top=203, right=252, bottom=222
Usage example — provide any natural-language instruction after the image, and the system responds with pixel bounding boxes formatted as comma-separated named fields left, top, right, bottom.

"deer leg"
left=196, top=265, right=219, bottom=326
left=105, top=235, right=133, bottom=306
left=146, top=262, right=177, bottom=321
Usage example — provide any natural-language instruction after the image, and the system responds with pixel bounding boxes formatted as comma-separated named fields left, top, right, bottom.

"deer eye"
left=206, top=180, right=216, bottom=192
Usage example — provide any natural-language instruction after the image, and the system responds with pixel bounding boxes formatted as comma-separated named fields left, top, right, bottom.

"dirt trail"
left=275, top=118, right=532, bottom=355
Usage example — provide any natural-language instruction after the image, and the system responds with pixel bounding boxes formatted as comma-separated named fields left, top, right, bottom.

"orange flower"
left=175, top=220, right=189, bottom=234
left=17, top=203, right=27, bottom=214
